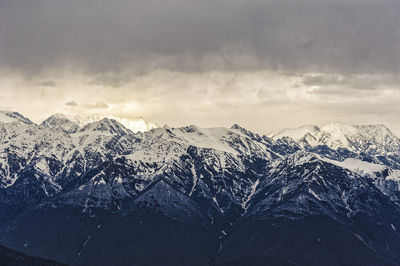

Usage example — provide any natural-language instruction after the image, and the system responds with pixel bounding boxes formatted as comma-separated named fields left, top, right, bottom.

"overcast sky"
left=1, top=0, right=400, bottom=135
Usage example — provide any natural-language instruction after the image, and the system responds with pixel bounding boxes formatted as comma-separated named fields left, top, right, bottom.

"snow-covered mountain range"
left=40, top=112, right=158, bottom=134
left=1, top=111, right=400, bottom=265
left=71, top=113, right=158, bottom=133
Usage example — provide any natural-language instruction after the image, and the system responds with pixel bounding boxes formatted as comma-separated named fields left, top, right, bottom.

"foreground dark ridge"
left=1, top=111, right=400, bottom=265
left=0, top=244, right=65, bottom=266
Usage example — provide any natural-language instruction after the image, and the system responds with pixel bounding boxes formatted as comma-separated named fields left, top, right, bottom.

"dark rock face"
left=1, top=114, right=400, bottom=265
left=214, top=215, right=400, bottom=266
left=0, top=244, right=65, bottom=266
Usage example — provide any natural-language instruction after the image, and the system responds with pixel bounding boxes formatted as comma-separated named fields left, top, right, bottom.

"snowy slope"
left=0, top=111, right=33, bottom=124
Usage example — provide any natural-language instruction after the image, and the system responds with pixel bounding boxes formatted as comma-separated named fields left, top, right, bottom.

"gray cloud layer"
left=1, top=0, right=400, bottom=74
left=1, top=0, right=400, bottom=135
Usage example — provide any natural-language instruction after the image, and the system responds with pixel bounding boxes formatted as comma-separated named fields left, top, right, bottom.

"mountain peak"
left=79, top=118, right=132, bottom=135
left=230, top=123, right=262, bottom=140
left=50, top=113, right=68, bottom=120
left=230, top=123, right=244, bottom=130
left=41, top=113, right=79, bottom=134
left=270, top=124, right=320, bottom=141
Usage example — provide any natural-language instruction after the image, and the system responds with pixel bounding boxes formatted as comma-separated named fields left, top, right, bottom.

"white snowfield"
left=323, top=157, right=386, bottom=176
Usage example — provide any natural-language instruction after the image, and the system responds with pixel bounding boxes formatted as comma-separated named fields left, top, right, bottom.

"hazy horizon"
left=2, top=109, right=400, bottom=138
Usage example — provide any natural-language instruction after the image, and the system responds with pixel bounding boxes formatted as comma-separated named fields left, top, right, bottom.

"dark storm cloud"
left=65, top=101, right=78, bottom=106
left=65, top=100, right=108, bottom=109
left=88, top=73, right=134, bottom=88
left=38, top=80, right=57, bottom=87
left=83, top=102, right=109, bottom=109
left=301, top=73, right=400, bottom=96
left=2, top=0, right=400, bottom=136
left=1, top=0, right=399, bottom=75
left=302, top=75, right=344, bottom=87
